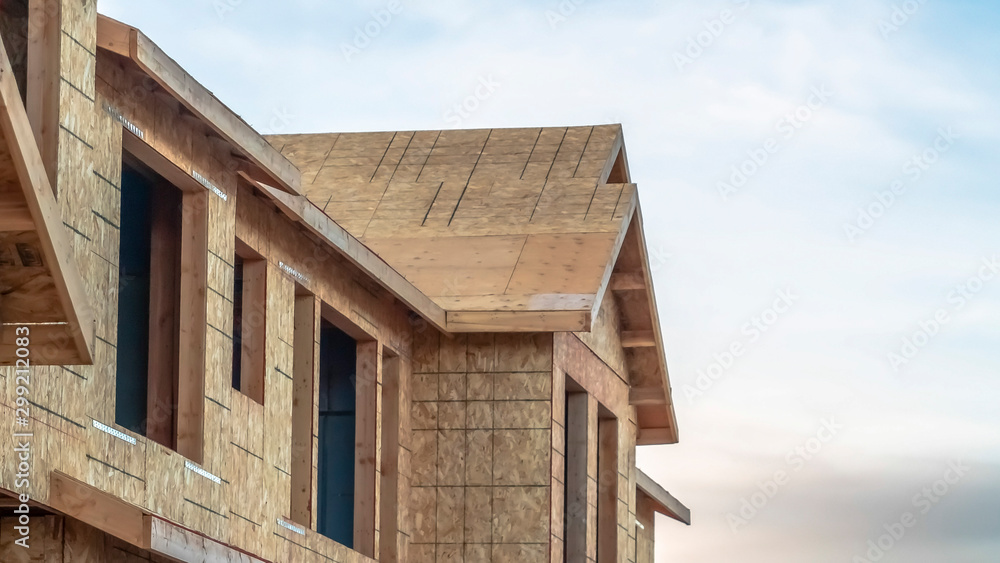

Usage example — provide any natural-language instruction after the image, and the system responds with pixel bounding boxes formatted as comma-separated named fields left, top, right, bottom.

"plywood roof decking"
left=268, top=125, right=635, bottom=331
left=0, top=34, right=93, bottom=365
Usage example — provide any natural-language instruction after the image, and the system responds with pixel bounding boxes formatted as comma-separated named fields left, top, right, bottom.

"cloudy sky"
left=98, top=1, right=1000, bottom=560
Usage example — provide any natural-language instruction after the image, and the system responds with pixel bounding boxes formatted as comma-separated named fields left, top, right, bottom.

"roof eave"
left=637, top=469, right=691, bottom=525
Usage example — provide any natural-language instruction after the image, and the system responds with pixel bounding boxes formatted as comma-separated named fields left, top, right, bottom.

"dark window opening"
left=232, top=255, right=244, bottom=390
left=232, top=241, right=266, bottom=404
left=115, top=158, right=182, bottom=450
left=564, top=381, right=589, bottom=562
left=316, top=318, right=357, bottom=546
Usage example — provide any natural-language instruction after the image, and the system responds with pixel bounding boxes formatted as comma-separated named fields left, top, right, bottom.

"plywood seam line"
left=572, top=125, right=595, bottom=178
left=503, top=236, right=530, bottom=295
left=387, top=131, right=415, bottom=185
left=413, top=130, right=442, bottom=183
left=544, top=127, right=569, bottom=181
left=421, top=182, right=443, bottom=226
left=519, top=128, right=543, bottom=180
left=447, top=130, right=490, bottom=227
left=370, top=131, right=397, bottom=183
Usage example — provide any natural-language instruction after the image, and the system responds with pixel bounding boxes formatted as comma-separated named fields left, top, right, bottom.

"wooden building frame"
left=0, top=5, right=689, bottom=563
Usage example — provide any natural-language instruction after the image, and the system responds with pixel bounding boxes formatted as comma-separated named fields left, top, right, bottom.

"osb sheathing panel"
left=409, top=330, right=553, bottom=563
left=0, top=11, right=412, bottom=562
left=268, top=127, right=636, bottom=317
left=574, top=288, right=629, bottom=381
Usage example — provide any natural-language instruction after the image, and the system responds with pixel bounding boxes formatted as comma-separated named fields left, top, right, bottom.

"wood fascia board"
left=446, top=309, right=590, bottom=333
left=253, top=181, right=449, bottom=333
left=0, top=34, right=94, bottom=364
left=95, top=14, right=302, bottom=196
left=47, top=472, right=151, bottom=549
left=630, top=202, right=679, bottom=444
left=588, top=187, right=638, bottom=329
left=598, top=125, right=630, bottom=184
left=636, top=469, right=691, bottom=525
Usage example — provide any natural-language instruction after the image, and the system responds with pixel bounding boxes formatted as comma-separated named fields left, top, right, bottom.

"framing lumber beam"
left=148, top=516, right=267, bottom=563
left=629, top=386, right=665, bottom=406
left=47, top=472, right=150, bottom=549
left=0, top=33, right=94, bottom=364
left=636, top=469, right=691, bottom=525
left=96, top=15, right=302, bottom=196
left=27, top=0, right=60, bottom=191
left=609, top=272, right=645, bottom=291
left=622, top=330, right=656, bottom=348
left=636, top=427, right=676, bottom=446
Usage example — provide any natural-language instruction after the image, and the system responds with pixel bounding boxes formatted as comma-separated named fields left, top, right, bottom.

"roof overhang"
left=253, top=180, right=449, bottom=333
left=96, top=15, right=302, bottom=196
left=637, top=469, right=691, bottom=525
left=601, top=201, right=679, bottom=445
left=0, top=33, right=94, bottom=365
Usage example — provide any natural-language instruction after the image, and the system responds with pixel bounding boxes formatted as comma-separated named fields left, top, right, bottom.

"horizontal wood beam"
left=610, top=271, right=645, bottom=291
left=636, top=426, right=677, bottom=446
left=48, top=472, right=150, bottom=550
left=629, top=386, right=665, bottom=406
left=622, top=330, right=656, bottom=348
left=148, top=516, right=266, bottom=563
left=447, top=309, right=590, bottom=333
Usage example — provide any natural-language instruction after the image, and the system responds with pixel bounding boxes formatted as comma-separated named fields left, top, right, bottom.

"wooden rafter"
left=0, top=32, right=94, bottom=365
left=96, top=15, right=302, bottom=196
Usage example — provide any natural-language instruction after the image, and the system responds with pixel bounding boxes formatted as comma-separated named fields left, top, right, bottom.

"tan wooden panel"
left=364, top=235, right=526, bottom=297
left=506, top=233, right=618, bottom=296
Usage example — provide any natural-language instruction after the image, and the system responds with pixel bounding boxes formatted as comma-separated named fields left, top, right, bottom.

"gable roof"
left=94, top=14, right=678, bottom=445
left=270, top=127, right=681, bottom=444
left=0, top=33, right=94, bottom=365
left=267, top=125, right=636, bottom=332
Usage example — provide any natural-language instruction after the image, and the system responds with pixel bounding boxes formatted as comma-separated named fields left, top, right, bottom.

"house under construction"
left=0, top=2, right=688, bottom=562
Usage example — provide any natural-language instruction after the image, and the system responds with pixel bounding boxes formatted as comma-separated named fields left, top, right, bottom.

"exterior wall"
left=0, top=4, right=415, bottom=562
left=553, top=292, right=642, bottom=563
left=409, top=331, right=553, bottom=562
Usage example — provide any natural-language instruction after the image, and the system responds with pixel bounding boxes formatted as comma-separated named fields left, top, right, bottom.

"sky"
left=97, top=1, right=1000, bottom=561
